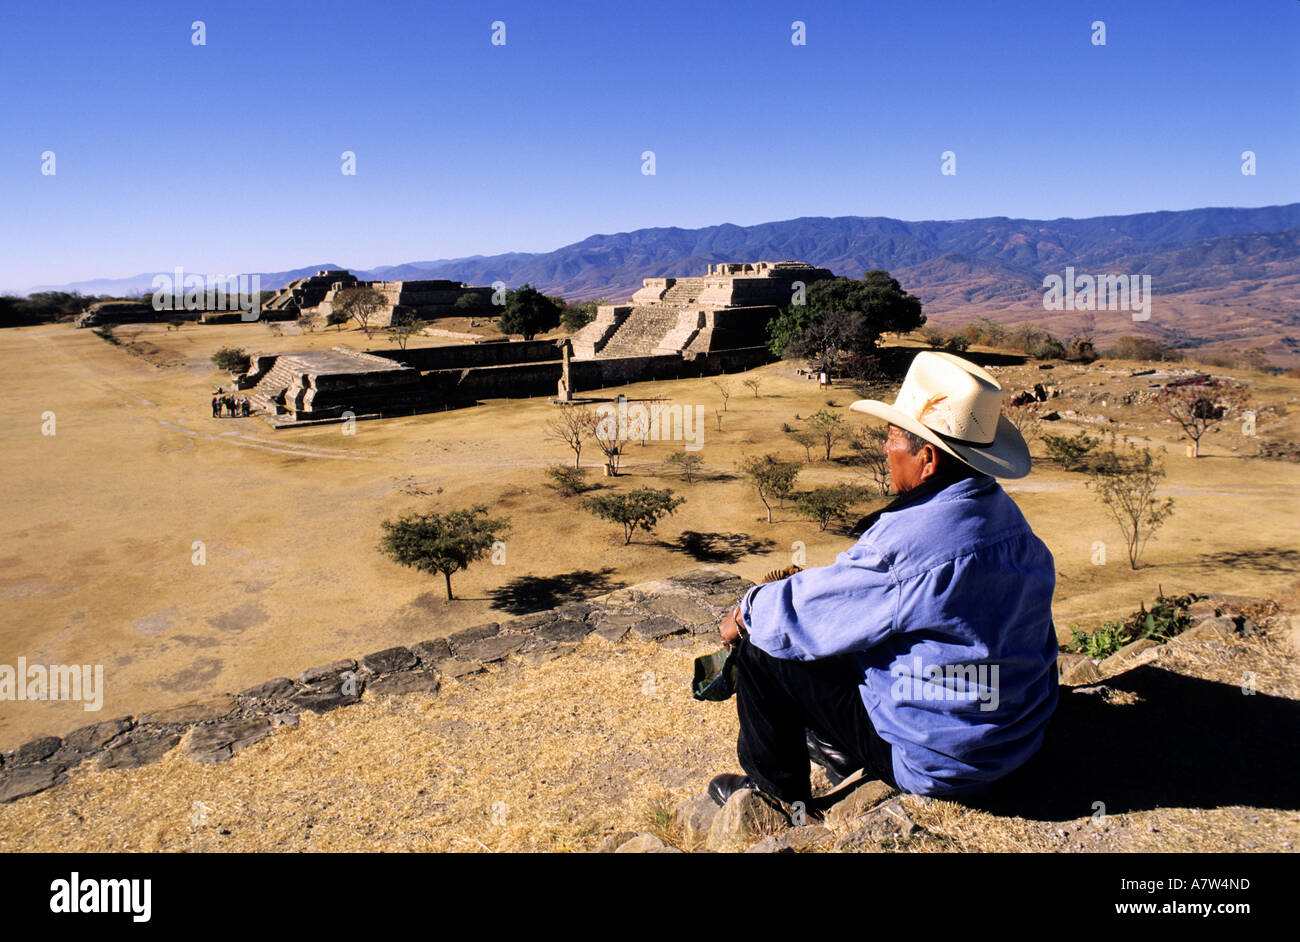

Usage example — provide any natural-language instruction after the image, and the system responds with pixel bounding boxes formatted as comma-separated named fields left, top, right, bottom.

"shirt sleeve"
left=739, top=541, right=898, bottom=660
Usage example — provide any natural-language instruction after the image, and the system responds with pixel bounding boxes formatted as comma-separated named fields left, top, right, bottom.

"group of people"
left=212, top=388, right=252, bottom=418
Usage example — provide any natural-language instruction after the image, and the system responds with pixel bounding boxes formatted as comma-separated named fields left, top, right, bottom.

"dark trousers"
left=735, top=638, right=896, bottom=805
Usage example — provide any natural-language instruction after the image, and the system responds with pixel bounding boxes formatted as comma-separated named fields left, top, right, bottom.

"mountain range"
left=31, top=203, right=1300, bottom=359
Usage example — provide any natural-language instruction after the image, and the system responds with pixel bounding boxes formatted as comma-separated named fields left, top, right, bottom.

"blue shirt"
left=740, top=474, right=1058, bottom=797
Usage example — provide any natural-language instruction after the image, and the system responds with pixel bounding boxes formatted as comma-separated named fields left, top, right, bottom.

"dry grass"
left=0, top=636, right=739, bottom=852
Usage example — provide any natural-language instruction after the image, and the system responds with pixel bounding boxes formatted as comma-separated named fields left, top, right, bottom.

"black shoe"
left=707, top=773, right=762, bottom=807
left=806, top=729, right=861, bottom=787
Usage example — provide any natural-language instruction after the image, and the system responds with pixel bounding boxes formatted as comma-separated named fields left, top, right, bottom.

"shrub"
left=1085, top=445, right=1176, bottom=569
left=211, top=346, right=250, bottom=373
left=544, top=464, right=591, bottom=497
left=1042, top=431, right=1101, bottom=471
left=1062, top=590, right=1201, bottom=658
left=793, top=484, right=870, bottom=531
left=378, top=505, right=512, bottom=600
left=580, top=488, right=685, bottom=545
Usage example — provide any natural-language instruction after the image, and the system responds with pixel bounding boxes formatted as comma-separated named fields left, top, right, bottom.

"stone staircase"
left=660, top=278, right=706, bottom=305
left=248, top=357, right=299, bottom=415
left=596, top=307, right=686, bottom=357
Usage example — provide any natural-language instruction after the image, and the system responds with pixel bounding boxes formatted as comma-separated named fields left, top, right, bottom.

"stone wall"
left=379, top=339, right=562, bottom=371
left=0, top=568, right=754, bottom=804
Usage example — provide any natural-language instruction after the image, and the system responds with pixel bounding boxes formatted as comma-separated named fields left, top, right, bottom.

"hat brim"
left=848, top=398, right=1032, bottom=479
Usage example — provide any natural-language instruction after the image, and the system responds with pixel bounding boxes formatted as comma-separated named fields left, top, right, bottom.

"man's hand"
left=719, top=605, right=746, bottom=647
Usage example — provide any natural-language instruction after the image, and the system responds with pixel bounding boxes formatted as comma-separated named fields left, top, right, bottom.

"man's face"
left=884, top=424, right=931, bottom=495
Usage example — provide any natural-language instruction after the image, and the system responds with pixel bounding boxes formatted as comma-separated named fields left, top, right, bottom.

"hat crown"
left=893, top=352, right=1003, bottom=445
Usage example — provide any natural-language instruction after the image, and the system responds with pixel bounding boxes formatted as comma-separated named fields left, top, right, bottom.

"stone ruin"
left=261, top=269, right=496, bottom=327
left=571, top=260, right=834, bottom=359
left=241, top=347, right=425, bottom=425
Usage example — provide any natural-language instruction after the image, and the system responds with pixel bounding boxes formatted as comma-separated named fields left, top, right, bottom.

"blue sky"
left=1, top=0, right=1297, bottom=291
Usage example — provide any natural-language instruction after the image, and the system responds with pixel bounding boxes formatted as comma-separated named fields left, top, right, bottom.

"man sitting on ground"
left=709, top=351, right=1058, bottom=808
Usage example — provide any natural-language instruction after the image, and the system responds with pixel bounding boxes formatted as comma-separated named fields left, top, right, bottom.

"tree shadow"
left=964, top=666, right=1300, bottom=821
left=1192, top=548, right=1300, bottom=573
left=486, top=568, right=625, bottom=615
left=669, top=530, right=777, bottom=564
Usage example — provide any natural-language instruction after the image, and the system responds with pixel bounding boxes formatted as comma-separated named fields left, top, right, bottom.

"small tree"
left=785, top=425, right=818, bottom=462
left=211, top=346, right=250, bottom=373
left=297, top=311, right=322, bottom=333
left=546, top=405, right=597, bottom=469
left=544, top=464, right=590, bottom=497
left=1042, top=431, right=1101, bottom=471
left=804, top=408, right=849, bottom=461
left=378, top=505, right=512, bottom=600
left=741, top=377, right=763, bottom=398
left=848, top=424, right=891, bottom=495
left=713, top=380, right=732, bottom=412
left=326, top=310, right=350, bottom=332
left=497, top=284, right=562, bottom=341
left=1154, top=378, right=1249, bottom=458
left=592, top=426, right=625, bottom=477
left=1004, top=402, right=1043, bottom=449
left=794, top=484, right=870, bottom=532
left=333, top=287, right=389, bottom=338
left=581, top=488, right=685, bottom=545
left=1085, top=446, right=1176, bottom=569
left=387, top=313, right=430, bottom=351
left=738, top=454, right=801, bottom=523
left=668, top=450, right=703, bottom=483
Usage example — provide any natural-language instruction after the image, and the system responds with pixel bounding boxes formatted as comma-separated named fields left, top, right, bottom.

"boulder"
left=673, top=793, right=719, bottom=847
left=411, top=639, right=453, bottom=666
left=12, top=736, right=61, bottom=766
left=630, top=615, right=691, bottom=642
left=1060, top=659, right=1104, bottom=687
left=240, top=677, right=296, bottom=700
left=454, top=633, right=525, bottom=664
left=591, top=830, right=638, bottom=853
left=1099, top=638, right=1161, bottom=675
left=745, top=825, right=835, bottom=853
left=705, top=788, right=789, bottom=851
left=0, top=764, right=66, bottom=804
left=99, top=728, right=183, bottom=770
left=614, top=833, right=673, bottom=853
left=434, top=659, right=486, bottom=679
left=832, top=800, right=919, bottom=851
left=62, top=717, right=133, bottom=756
left=297, top=659, right=357, bottom=685
left=360, top=646, right=417, bottom=676
left=1174, top=618, right=1238, bottom=644
left=365, top=671, right=441, bottom=699
left=822, top=780, right=898, bottom=831
left=185, top=717, right=272, bottom=764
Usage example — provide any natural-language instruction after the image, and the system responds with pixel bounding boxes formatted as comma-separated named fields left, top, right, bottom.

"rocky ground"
left=1, top=570, right=1296, bottom=853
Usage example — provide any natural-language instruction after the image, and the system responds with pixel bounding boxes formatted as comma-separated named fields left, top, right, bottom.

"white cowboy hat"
left=848, top=351, right=1031, bottom=479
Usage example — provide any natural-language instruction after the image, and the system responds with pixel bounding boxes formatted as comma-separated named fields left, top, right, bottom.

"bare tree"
left=1004, top=401, right=1043, bottom=449
left=668, top=450, right=703, bottom=483
left=333, top=287, right=389, bottom=339
left=1085, top=445, right=1176, bottom=569
left=848, top=424, right=891, bottom=495
left=546, top=405, right=597, bottom=469
left=387, top=313, right=430, bottom=351
left=297, top=311, right=322, bottom=333
left=741, top=377, right=763, bottom=398
left=713, top=380, right=732, bottom=412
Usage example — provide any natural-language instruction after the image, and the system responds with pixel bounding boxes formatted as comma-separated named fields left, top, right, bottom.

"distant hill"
left=27, top=204, right=1300, bottom=359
